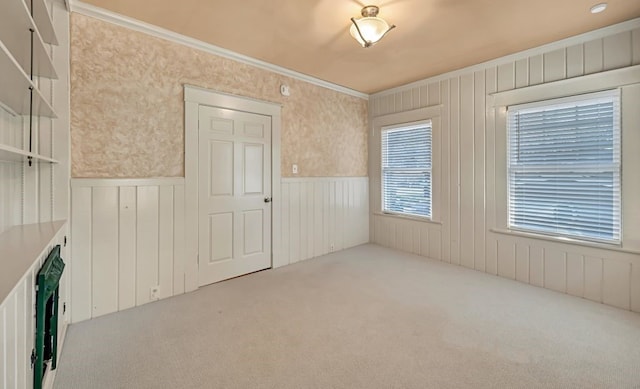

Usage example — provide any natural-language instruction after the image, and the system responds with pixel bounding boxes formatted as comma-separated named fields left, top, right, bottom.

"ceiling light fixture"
left=350, top=5, right=396, bottom=48
left=590, top=3, right=607, bottom=13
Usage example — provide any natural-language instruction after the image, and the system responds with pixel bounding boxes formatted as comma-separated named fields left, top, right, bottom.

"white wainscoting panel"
left=490, top=233, right=639, bottom=311
left=369, top=23, right=640, bottom=313
left=280, top=177, right=369, bottom=265
left=70, top=178, right=186, bottom=323
left=70, top=177, right=368, bottom=322
left=373, top=215, right=442, bottom=261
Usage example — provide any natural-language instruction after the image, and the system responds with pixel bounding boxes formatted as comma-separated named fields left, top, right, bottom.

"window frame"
left=380, top=120, right=433, bottom=220
left=506, top=90, right=622, bottom=244
left=370, top=105, right=441, bottom=226
left=490, top=65, right=640, bottom=253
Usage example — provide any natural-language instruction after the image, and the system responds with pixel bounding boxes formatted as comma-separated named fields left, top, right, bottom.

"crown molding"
left=68, top=1, right=369, bottom=100
left=371, top=18, right=640, bottom=98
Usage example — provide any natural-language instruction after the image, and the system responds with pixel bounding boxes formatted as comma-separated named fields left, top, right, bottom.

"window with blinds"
left=381, top=121, right=432, bottom=219
left=507, top=90, right=621, bottom=243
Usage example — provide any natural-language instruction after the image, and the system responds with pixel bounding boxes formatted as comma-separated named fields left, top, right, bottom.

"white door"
left=198, top=105, right=272, bottom=286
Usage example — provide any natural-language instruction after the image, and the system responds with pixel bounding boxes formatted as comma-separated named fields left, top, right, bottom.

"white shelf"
left=0, top=0, right=57, bottom=79
left=0, top=143, right=58, bottom=164
left=0, top=220, right=66, bottom=306
left=0, top=41, right=57, bottom=117
left=26, top=0, right=58, bottom=45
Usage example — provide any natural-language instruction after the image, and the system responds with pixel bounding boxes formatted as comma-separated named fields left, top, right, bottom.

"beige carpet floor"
left=54, top=244, right=640, bottom=389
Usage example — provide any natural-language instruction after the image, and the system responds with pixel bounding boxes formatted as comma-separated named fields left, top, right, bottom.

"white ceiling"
left=80, top=0, right=640, bottom=94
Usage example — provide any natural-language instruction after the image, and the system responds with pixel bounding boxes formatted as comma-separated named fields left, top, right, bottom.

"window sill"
left=490, top=228, right=640, bottom=255
left=373, top=212, right=442, bottom=226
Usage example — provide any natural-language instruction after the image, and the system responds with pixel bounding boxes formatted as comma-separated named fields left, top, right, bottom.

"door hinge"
left=63, top=302, right=66, bottom=314
left=30, top=349, right=36, bottom=369
left=64, top=236, right=67, bottom=246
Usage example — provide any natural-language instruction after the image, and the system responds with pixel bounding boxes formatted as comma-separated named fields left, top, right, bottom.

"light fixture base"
left=361, top=5, right=379, bottom=17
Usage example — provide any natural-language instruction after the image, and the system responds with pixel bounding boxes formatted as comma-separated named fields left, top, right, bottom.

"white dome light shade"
left=590, top=3, right=607, bottom=13
left=350, top=6, right=396, bottom=48
left=350, top=17, right=392, bottom=47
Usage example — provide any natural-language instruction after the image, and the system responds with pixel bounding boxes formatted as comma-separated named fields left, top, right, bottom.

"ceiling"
left=80, top=0, right=640, bottom=94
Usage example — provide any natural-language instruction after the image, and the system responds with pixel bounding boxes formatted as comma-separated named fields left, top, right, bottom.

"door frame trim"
left=183, top=84, right=283, bottom=292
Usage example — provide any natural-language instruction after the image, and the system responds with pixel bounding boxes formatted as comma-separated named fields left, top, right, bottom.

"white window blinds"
left=381, top=121, right=432, bottom=219
left=507, top=90, right=621, bottom=243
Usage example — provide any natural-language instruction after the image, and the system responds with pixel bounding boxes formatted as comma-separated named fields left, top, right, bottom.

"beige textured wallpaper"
left=70, top=13, right=368, bottom=178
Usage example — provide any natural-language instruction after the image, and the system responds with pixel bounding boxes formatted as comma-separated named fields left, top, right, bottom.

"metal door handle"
left=264, top=197, right=272, bottom=203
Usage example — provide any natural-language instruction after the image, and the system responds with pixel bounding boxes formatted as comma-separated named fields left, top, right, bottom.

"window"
left=381, top=121, right=432, bottom=219
left=507, top=90, right=621, bottom=243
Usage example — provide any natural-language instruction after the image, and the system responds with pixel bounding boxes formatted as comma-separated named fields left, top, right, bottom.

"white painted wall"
left=69, top=177, right=369, bottom=322
left=369, top=20, right=640, bottom=313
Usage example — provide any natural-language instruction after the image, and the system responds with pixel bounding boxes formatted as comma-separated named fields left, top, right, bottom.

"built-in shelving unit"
left=0, top=0, right=59, bottom=163
left=0, top=0, right=62, bottom=296
left=0, top=2, right=68, bottom=387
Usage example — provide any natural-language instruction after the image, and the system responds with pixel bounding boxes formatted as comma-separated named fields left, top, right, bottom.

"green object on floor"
left=34, top=245, right=65, bottom=389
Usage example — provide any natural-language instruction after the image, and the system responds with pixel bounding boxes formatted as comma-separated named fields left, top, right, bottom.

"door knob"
left=264, top=197, right=272, bottom=203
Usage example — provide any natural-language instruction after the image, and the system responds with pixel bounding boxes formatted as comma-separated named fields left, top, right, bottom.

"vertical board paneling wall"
left=280, top=178, right=369, bottom=264
left=369, top=22, right=640, bottom=313
left=70, top=177, right=368, bottom=322
left=70, top=179, right=186, bottom=322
